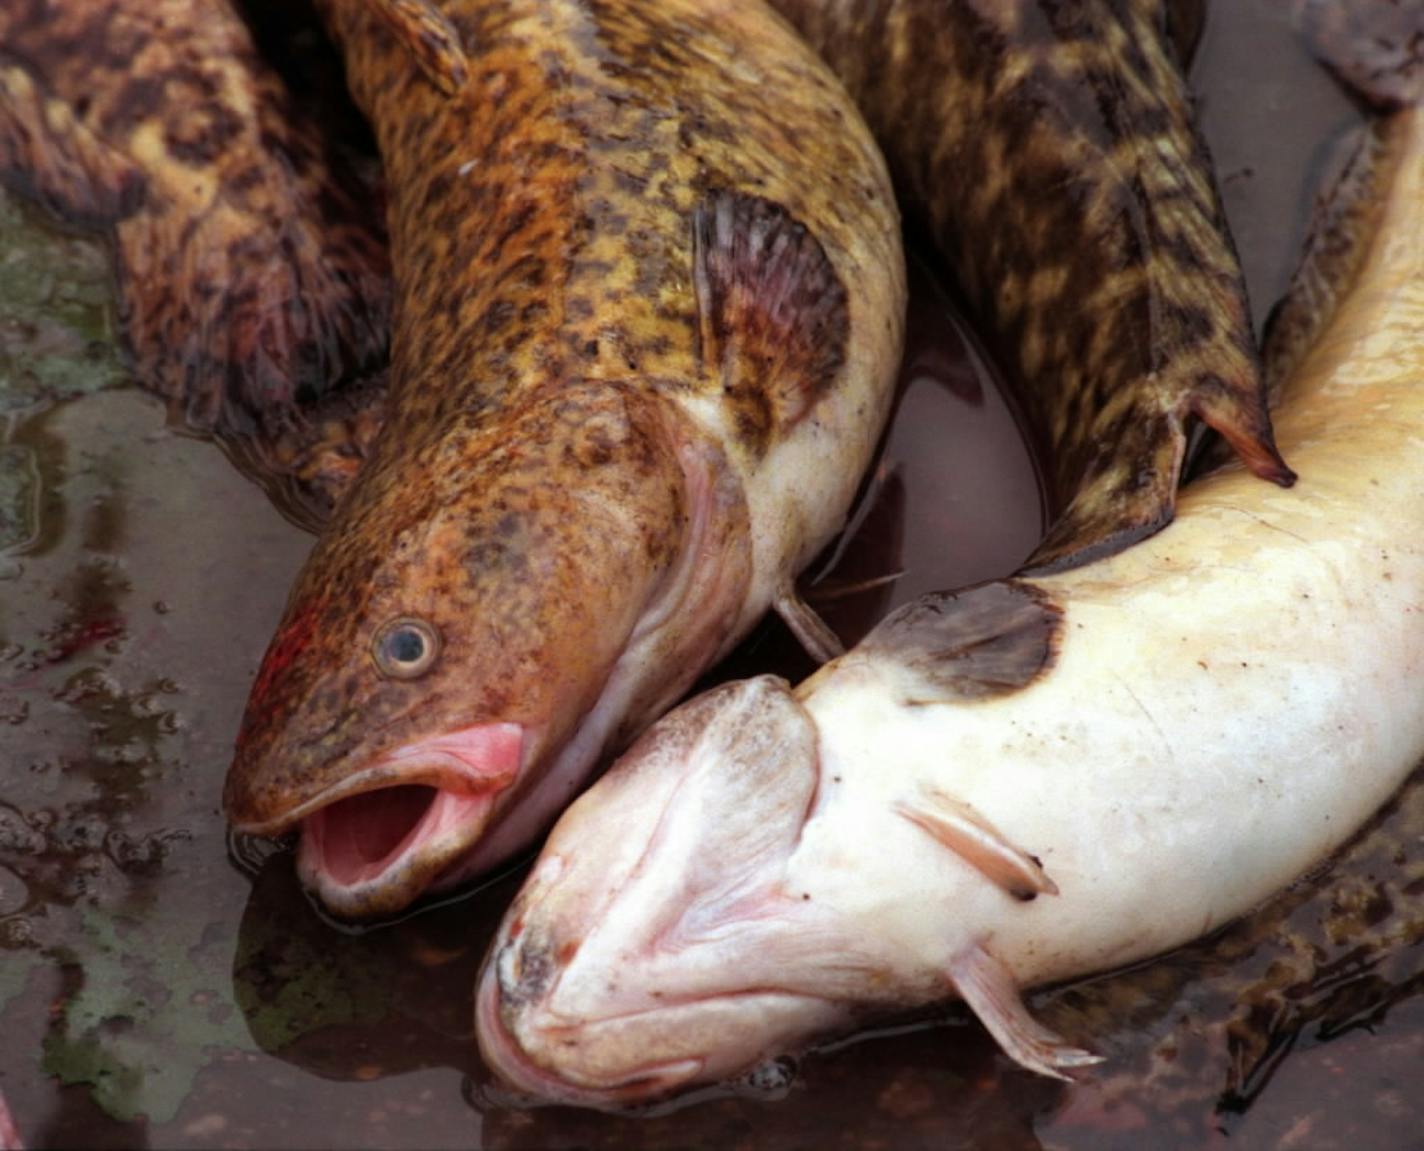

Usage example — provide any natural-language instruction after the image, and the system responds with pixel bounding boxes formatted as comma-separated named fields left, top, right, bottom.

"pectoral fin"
left=948, top=942, right=1103, bottom=1080
left=861, top=581, right=1063, bottom=703
left=774, top=587, right=845, bottom=663
left=367, top=0, right=470, bottom=95
left=691, top=191, right=849, bottom=457
left=896, top=787, right=1057, bottom=900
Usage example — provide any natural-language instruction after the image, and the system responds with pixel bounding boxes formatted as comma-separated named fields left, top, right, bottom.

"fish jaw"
left=475, top=676, right=872, bottom=1103
left=286, top=721, right=525, bottom=919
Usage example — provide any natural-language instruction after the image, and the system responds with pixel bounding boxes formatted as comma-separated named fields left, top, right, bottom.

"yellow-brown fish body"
left=221, top=0, right=905, bottom=918
left=768, top=0, right=1293, bottom=569
left=0, top=0, right=391, bottom=522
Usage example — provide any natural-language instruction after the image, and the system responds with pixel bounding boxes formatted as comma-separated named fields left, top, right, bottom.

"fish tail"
left=1188, top=367, right=1297, bottom=486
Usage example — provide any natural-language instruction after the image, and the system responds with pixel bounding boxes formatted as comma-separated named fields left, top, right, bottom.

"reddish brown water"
left=3, top=3, right=1422, bottom=1149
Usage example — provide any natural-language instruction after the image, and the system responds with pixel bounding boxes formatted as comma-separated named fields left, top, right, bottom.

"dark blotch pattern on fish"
left=770, top=0, right=1295, bottom=570
left=0, top=0, right=391, bottom=525
left=858, top=580, right=1063, bottom=703
left=224, top=0, right=899, bottom=856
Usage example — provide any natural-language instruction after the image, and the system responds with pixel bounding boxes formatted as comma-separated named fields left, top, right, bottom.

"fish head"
left=476, top=675, right=871, bottom=1106
left=224, top=382, right=746, bottom=918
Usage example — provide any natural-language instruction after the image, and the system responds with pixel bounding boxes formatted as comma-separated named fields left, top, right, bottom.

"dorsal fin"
left=774, top=585, right=845, bottom=663
left=1257, top=0, right=1424, bottom=410
left=367, top=0, right=469, bottom=96
left=858, top=581, right=1063, bottom=704
left=896, top=787, right=1058, bottom=901
left=690, top=190, right=849, bottom=458
left=1260, top=119, right=1401, bottom=408
left=948, top=942, right=1104, bottom=1080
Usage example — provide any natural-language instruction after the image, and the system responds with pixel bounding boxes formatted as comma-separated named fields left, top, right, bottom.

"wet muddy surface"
left=2, top=2, right=1423, bottom=1148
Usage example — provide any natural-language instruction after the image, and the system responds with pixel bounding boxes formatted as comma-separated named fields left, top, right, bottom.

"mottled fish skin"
left=0, top=0, right=392, bottom=525
left=476, top=27, right=1424, bottom=1103
left=767, top=0, right=1295, bottom=571
left=223, top=0, right=904, bottom=918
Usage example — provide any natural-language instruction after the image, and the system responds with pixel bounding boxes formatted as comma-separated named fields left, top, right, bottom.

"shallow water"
left=2, top=2, right=1422, bottom=1148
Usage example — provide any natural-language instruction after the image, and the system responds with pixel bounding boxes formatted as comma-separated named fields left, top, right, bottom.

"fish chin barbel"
left=477, top=14, right=1424, bottom=1104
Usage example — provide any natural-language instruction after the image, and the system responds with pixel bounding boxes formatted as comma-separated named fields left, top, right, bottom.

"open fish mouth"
left=233, top=721, right=526, bottom=919
left=298, top=784, right=497, bottom=913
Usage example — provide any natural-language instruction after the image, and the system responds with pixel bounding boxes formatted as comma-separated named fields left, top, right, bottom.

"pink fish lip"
left=228, top=721, right=526, bottom=836
left=475, top=963, right=706, bottom=1107
left=231, top=722, right=526, bottom=918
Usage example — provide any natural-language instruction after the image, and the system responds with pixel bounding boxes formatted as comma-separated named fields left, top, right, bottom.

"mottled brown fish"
left=768, top=0, right=1294, bottom=569
left=221, top=0, right=905, bottom=918
left=0, top=0, right=391, bottom=524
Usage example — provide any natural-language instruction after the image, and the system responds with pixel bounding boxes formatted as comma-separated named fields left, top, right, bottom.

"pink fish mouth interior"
left=305, top=785, right=442, bottom=888
left=295, top=721, right=525, bottom=901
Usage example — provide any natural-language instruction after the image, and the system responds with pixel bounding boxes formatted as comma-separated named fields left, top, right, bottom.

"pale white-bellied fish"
left=476, top=12, right=1424, bottom=1104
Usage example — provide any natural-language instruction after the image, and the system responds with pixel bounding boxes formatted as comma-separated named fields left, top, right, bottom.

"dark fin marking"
left=774, top=587, right=845, bottom=663
left=858, top=581, right=1062, bottom=703
left=691, top=191, right=849, bottom=458
left=367, top=0, right=470, bottom=96
left=0, top=58, right=144, bottom=226
left=896, top=787, right=1058, bottom=900
left=948, top=942, right=1104, bottom=1080
left=1295, top=0, right=1424, bottom=110
left=1261, top=118, right=1401, bottom=408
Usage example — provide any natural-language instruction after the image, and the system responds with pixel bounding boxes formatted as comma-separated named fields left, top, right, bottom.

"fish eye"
left=372, top=617, right=442, bottom=679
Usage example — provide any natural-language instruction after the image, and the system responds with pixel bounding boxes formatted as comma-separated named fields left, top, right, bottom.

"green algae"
left=0, top=186, right=128, bottom=417
left=41, top=904, right=248, bottom=1124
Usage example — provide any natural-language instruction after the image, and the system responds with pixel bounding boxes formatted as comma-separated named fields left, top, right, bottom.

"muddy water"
left=2, top=2, right=1421, bottom=1149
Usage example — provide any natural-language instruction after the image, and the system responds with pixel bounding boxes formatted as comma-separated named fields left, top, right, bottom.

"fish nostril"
left=499, top=936, right=555, bottom=1008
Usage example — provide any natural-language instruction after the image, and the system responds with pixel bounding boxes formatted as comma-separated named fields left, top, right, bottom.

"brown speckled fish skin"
left=0, top=0, right=391, bottom=525
left=768, top=0, right=1296, bottom=571
left=223, top=0, right=903, bottom=911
